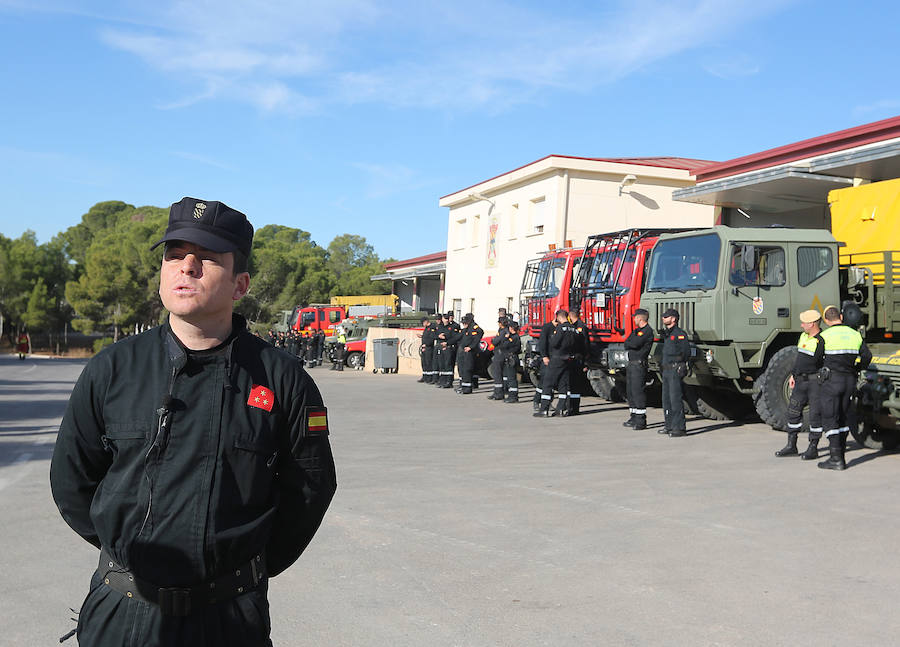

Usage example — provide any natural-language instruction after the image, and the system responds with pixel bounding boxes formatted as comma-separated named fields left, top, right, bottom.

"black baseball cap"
left=662, top=308, right=679, bottom=319
left=151, top=197, right=254, bottom=257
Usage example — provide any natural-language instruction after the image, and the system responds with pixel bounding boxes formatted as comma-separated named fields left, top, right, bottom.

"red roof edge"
left=439, top=155, right=716, bottom=201
left=695, top=114, right=900, bottom=183
left=383, top=250, right=447, bottom=271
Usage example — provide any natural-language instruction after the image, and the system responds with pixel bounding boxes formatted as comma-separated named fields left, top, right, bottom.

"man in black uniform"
left=622, top=308, right=654, bottom=430
left=660, top=308, right=691, bottom=436
left=50, top=198, right=336, bottom=646
left=500, top=321, right=522, bottom=403
left=305, top=332, right=317, bottom=368
left=774, top=309, right=825, bottom=458
left=315, top=329, right=326, bottom=367
left=419, top=315, right=435, bottom=383
left=439, top=311, right=461, bottom=388
left=532, top=318, right=556, bottom=411
left=534, top=309, right=577, bottom=418
left=567, top=306, right=590, bottom=416
left=817, top=305, right=872, bottom=470
left=488, top=317, right=509, bottom=400
left=450, top=313, right=483, bottom=394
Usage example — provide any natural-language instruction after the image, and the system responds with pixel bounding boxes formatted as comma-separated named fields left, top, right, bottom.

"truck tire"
left=753, top=346, right=796, bottom=429
left=590, top=374, right=623, bottom=402
left=346, top=351, right=363, bottom=370
left=527, top=367, right=540, bottom=388
left=684, top=386, right=730, bottom=421
left=851, top=418, right=900, bottom=451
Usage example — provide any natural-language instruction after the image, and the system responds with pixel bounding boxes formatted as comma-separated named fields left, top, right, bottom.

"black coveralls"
left=450, top=324, right=483, bottom=393
left=420, top=324, right=436, bottom=382
left=305, top=335, right=317, bottom=367
left=819, top=324, right=872, bottom=438
left=489, top=327, right=508, bottom=400
left=624, top=324, right=654, bottom=426
left=661, top=324, right=691, bottom=433
left=498, top=331, right=522, bottom=402
left=532, top=321, right=556, bottom=408
left=433, top=322, right=450, bottom=387
left=786, top=331, right=825, bottom=435
left=567, top=318, right=590, bottom=415
left=538, top=323, right=577, bottom=415
left=445, top=321, right=461, bottom=385
left=315, top=331, right=325, bottom=366
left=50, top=315, right=337, bottom=647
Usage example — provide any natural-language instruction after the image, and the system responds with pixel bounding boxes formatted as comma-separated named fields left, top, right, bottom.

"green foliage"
left=1, top=202, right=399, bottom=339
left=93, top=337, right=115, bottom=353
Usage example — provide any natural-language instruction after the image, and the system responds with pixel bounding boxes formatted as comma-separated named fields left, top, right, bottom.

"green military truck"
left=638, top=224, right=900, bottom=448
left=324, top=312, right=427, bottom=369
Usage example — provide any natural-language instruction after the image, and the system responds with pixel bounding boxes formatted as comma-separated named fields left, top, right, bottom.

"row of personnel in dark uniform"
left=266, top=328, right=326, bottom=368
left=415, top=305, right=692, bottom=433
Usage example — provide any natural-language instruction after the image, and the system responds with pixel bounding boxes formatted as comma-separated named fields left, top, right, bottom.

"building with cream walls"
left=438, top=155, right=717, bottom=328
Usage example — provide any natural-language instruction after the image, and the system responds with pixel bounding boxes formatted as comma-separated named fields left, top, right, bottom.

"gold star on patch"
left=255, top=397, right=260, bottom=403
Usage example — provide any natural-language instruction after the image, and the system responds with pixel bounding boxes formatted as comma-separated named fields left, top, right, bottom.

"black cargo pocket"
left=101, top=422, right=150, bottom=492
left=231, top=434, right=277, bottom=507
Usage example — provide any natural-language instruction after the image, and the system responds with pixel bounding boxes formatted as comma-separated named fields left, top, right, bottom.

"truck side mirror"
left=741, top=244, right=756, bottom=272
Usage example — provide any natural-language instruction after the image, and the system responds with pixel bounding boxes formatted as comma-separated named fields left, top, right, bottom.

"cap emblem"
left=193, top=202, right=207, bottom=219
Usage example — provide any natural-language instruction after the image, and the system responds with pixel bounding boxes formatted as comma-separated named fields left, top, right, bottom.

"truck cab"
left=290, top=305, right=346, bottom=336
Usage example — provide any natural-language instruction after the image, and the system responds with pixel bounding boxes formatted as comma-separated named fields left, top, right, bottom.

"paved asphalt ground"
left=2, top=354, right=899, bottom=646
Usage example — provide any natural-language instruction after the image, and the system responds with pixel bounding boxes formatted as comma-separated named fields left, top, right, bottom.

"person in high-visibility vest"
left=16, top=330, right=29, bottom=360
left=817, top=305, right=872, bottom=470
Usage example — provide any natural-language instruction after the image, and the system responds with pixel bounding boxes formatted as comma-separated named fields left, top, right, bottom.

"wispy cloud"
left=703, top=53, right=761, bottom=80
left=853, top=98, right=900, bottom=116
left=352, top=162, right=432, bottom=200
left=171, top=151, right=236, bottom=171
left=6, top=0, right=792, bottom=114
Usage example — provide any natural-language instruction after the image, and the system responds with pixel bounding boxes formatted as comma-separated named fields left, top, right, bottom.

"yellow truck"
left=329, top=294, right=400, bottom=315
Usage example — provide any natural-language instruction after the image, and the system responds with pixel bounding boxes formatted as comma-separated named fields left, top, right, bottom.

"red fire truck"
left=287, top=305, right=346, bottom=336
left=570, top=229, right=677, bottom=400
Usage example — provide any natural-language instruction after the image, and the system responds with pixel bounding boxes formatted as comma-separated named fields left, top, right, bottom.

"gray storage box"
left=372, top=337, right=399, bottom=373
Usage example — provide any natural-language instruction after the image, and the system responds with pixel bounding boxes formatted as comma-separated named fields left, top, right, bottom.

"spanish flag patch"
left=305, top=406, right=329, bottom=436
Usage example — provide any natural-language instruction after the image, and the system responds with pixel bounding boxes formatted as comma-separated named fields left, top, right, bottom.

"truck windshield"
left=581, top=246, right=636, bottom=294
left=300, top=311, right=316, bottom=328
left=646, top=233, right=720, bottom=292
left=521, top=256, right=566, bottom=297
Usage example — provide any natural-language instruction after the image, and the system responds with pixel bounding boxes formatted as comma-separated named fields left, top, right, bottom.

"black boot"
left=533, top=405, right=550, bottom=418
left=622, top=413, right=636, bottom=428
left=775, top=431, right=799, bottom=457
left=504, top=394, right=519, bottom=403
left=488, top=386, right=503, bottom=400
left=633, top=414, right=647, bottom=430
left=817, top=435, right=846, bottom=471
left=800, top=433, right=820, bottom=460
left=417, top=376, right=425, bottom=382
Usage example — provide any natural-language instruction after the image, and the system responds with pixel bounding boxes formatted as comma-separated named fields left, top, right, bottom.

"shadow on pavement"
left=0, top=438, right=55, bottom=468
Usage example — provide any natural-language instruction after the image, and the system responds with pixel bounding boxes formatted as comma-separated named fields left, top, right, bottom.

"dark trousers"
left=503, top=355, right=519, bottom=400
left=626, top=360, right=648, bottom=418
left=76, top=571, right=273, bottom=647
left=819, top=371, right=856, bottom=438
left=457, top=349, right=475, bottom=393
left=566, top=358, right=583, bottom=414
left=422, top=345, right=434, bottom=382
left=305, top=345, right=316, bottom=368
left=439, top=346, right=455, bottom=386
left=786, top=374, right=821, bottom=435
left=539, top=356, right=570, bottom=413
left=661, top=365, right=685, bottom=431
left=491, top=355, right=504, bottom=398
left=333, top=343, right=345, bottom=371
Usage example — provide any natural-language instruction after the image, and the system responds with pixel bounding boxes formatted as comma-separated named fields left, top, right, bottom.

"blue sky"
left=2, top=0, right=899, bottom=260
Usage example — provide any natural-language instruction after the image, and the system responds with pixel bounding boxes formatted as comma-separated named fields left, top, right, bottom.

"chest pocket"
left=230, top=430, right=279, bottom=508
left=101, top=421, right=151, bottom=493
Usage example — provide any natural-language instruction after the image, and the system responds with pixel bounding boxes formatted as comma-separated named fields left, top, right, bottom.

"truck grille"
left=654, top=300, right=695, bottom=335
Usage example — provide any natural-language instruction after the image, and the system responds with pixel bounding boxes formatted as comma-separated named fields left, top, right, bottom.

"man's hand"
left=543, top=357, right=550, bottom=366
left=464, top=347, right=471, bottom=353
left=788, top=375, right=795, bottom=390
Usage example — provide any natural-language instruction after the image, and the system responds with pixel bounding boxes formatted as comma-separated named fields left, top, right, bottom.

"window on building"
left=508, top=203, right=519, bottom=240
left=452, top=299, right=462, bottom=320
left=469, top=298, right=476, bottom=315
left=455, top=218, right=466, bottom=249
left=472, top=214, right=481, bottom=247
left=506, top=296, right=514, bottom=316
left=530, top=197, right=546, bottom=235
left=797, top=246, right=833, bottom=286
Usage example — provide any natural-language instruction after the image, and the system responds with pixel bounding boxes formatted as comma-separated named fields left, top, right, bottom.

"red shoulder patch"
left=248, top=385, right=275, bottom=412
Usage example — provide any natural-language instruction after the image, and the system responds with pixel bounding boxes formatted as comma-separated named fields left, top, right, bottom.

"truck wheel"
left=753, top=346, right=796, bottom=429
left=851, top=418, right=900, bottom=451
left=527, top=368, right=540, bottom=388
left=590, top=374, right=623, bottom=402
left=346, top=352, right=363, bottom=369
